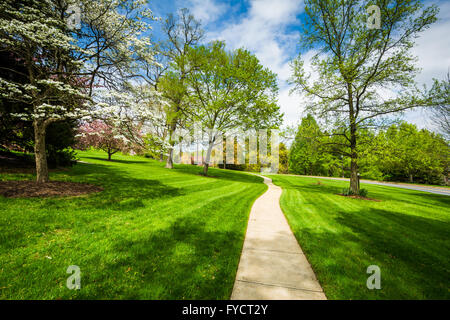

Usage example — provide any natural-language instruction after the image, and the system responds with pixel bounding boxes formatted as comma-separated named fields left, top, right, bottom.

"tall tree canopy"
left=290, top=0, right=438, bottom=193
left=184, top=41, right=282, bottom=175
left=158, top=8, right=205, bottom=169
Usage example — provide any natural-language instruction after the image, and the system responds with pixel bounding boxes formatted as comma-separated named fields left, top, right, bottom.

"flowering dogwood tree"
left=76, top=120, right=131, bottom=160
left=0, top=0, right=159, bottom=182
left=92, top=83, right=168, bottom=149
left=77, top=83, right=168, bottom=160
left=0, top=0, right=89, bottom=182
left=74, top=0, right=156, bottom=94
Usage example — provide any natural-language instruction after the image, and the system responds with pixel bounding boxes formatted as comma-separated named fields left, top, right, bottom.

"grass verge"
left=269, top=175, right=450, bottom=299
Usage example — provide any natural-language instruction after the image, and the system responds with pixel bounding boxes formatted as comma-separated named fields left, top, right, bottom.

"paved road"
left=285, top=175, right=450, bottom=196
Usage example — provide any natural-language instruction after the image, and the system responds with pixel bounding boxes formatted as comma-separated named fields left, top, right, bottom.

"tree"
left=369, top=122, right=449, bottom=184
left=290, top=0, right=438, bottom=193
left=184, top=41, right=282, bottom=175
left=289, top=114, right=343, bottom=177
left=278, top=142, right=289, bottom=174
left=76, top=120, right=134, bottom=160
left=91, top=83, right=164, bottom=154
left=429, top=72, right=450, bottom=140
left=158, top=8, right=204, bottom=169
left=289, top=115, right=323, bottom=175
left=0, top=0, right=158, bottom=182
left=74, top=0, right=156, bottom=95
left=0, top=0, right=88, bottom=182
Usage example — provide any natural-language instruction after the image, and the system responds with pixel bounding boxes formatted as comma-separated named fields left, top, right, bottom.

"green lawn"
left=269, top=175, right=450, bottom=299
left=0, top=150, right=266, bottom=299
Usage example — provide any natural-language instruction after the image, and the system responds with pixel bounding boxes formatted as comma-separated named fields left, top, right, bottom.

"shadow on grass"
left=69, top=216, right=243, bottom=299
left=272, top=176, right=450, bottom=299
left=288, top=204, right=449, bottom=299
left=43, top=162, right=182, bottom=211
left=173, top=165, right=264, bottom=184
left=81, top=156, right=150, bottom=165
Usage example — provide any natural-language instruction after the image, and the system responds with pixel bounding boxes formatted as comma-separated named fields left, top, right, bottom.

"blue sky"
left=148, top=0, right=450, bottom=131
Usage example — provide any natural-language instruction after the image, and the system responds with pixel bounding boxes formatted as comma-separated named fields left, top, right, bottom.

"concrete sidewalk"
left=231, top=175, right=326, bottom=300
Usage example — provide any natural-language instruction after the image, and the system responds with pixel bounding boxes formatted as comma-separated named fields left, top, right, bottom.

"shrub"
left=341, top=188, right=352, bottom=196
left=358, top=188, right=368, bottom=197
left=341, top=188, right=369, bottom=197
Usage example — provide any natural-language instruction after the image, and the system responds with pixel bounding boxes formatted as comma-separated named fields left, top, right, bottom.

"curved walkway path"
left=231, top=175, right=326, bottom=300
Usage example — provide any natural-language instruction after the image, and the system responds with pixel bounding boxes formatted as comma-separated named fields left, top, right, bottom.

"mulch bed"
left=0, top=180, right=103, bottom=198
left=337, top=194, right=381, bottom=202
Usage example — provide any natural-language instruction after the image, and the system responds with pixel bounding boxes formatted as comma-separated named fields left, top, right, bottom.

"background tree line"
left=289, top=114, right=449, bottom=185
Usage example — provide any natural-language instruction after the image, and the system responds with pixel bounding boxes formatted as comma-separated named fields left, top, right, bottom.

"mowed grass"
left=0, top=150, right=266, bottom=299
left=269, top=175, right=450, bottom=300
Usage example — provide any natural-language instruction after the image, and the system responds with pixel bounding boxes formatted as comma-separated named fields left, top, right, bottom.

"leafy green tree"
left=184, top=41, right=281, bottom=175
left=278, top=142, right=289, bottom=174
left=373, top=122, right=449, bottom=184
left=159, top=9, right=204, bottom=169
left=429, top=73, right=450, bottom=140
left=290, top=0, right=438, bottom=193
left=289, top=114, right=323, bottom=175
left=0, top=0, right=87, bottom=182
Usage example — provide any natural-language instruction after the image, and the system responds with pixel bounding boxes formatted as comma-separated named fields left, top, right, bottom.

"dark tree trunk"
left=33, top=120, right=49, bottom=183
left=348, top=84, right=359, bottom=194
left=349, top=130, right=359, bottom=194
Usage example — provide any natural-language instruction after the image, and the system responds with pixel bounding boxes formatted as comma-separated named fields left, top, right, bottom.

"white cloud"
left=184, top=0, right=227, bottom=24
left=206, top=0, right=304, bottom=126
left=412, top=1, right=450, bottom=86
left=277, top=88, right=304, bottom=126
left=404, top=0, right=450, bottom=129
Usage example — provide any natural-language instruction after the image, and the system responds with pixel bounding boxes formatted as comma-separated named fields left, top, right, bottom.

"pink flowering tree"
left=76, top=120, right=132, bottom=160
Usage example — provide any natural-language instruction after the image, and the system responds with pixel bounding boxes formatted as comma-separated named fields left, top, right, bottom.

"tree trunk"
left=108, top=151, right=112, bottom=161
left=348, top=83, right=359, bottom=195
left=165, top=146, right=174, bottom=168
left=349, top=119, right=359, bottom=194
left=203, top=138, right=215, bottom=176
left=350, top=154, right=358, bottom=194
left=409, top=174, right=413, bottom=183
left=34, top=120, right=49, bottom=183
left=165, top=120, right=177, bottom=169
left=159, top=126, right=168, bottom=162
